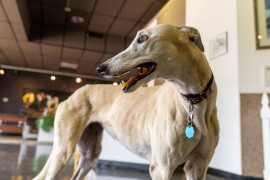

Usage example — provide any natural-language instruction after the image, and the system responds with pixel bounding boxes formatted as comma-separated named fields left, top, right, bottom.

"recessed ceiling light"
left=60, top=62, right=79, bottom=70
left=76, top=77, right=82, bottom=83
left=64, top=7, right=71, bottom=12
left=50, top=75, right=56, bottom=81
left=71, top=16, right=84, bottom=24
left=0, top=69, right=4, bottom=75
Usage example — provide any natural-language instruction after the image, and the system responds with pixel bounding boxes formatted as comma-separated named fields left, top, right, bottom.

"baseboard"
left=97, top=160, right=264, bottom=180
left=98, top=160, right=149, bottom=172
left=207, top=168, right=264, bottom=180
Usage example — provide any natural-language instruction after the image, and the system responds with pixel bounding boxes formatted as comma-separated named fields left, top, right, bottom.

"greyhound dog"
left=33, top=24, right=219, bottom=180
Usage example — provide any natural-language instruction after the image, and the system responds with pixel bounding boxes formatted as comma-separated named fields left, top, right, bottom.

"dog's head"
left=96, top=24, right=204, bottom=93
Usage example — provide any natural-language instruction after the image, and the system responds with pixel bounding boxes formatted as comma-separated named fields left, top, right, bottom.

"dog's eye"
left=137, top=35, right=148, bottom=44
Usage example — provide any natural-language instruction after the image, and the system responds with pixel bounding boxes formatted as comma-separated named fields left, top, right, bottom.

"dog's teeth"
left=121, top=80, right=130, bottom=87
left=120, top=82, right=124, bottom=88
left=139, top=67, right=148, bottom=76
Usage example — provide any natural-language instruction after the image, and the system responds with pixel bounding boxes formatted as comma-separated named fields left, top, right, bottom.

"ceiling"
left=0, top=0, right=169, bottom=80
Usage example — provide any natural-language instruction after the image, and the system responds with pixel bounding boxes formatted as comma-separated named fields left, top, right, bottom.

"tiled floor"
left=0, top=136, right=226, bottom=180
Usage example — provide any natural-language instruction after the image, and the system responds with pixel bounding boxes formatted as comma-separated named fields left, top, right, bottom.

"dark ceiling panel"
left=106, top=35, right=125, bottom=53
left=128, top=22, right=145, bottom=37
left=70, top=0, right=96, bottom=12
left=23, top=52, right=43, bottom=69
left=28, top=0, right=42, bottom=23
left=43, top=55, right=61, bottom=64
left=77, top=61, right=94, bottom=74
left=43, top=55, right=60, bottom=71
left=95, top=0, right=125, bottom=16
left=109, top=18, right=136, bottom=36
left=141, top=1, right=165, bottom=23
left=28, top=23, right=42, bottom=42
left=62, top=47, right=82, bottom=60
left=43, top=4, right=66, bottom=26
left=81, top=51, right=103, bottom=62
left=43, top=0, right=66, bottom=7
left=41, top=44, right=62, bottom=57
left=44, top=60, right=60, bottom=71
left=42, top=25, right=64, bottom=46
left=126, top=36, right=134, bottom=47
left=85, top=36, right=105, bottom=52
left=88, top=14, right=114, bottom=33
left=98, top=53, right=114, bottom=64
left=64, top=29, right=85, bottom=49
left=118, top=0, right=155, bottom=21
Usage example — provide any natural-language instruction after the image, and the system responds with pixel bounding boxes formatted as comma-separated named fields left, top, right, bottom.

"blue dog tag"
left=185, top=125, right=194, bottom=138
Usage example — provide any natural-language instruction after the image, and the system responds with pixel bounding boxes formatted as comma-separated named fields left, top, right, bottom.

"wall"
left=186, top=0, right=242, bottom=175
left=238, top=0, right=270, bottom=93
left=237, top=0, right=270, bottom=177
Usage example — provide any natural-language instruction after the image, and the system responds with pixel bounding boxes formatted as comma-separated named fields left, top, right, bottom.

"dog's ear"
left=178, top=26, right=204, bottom=52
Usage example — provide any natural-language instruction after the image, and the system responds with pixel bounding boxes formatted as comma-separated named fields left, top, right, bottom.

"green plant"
left=36, top=115, right=54, bottom=132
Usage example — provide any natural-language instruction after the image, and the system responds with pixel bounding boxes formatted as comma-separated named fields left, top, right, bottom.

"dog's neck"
left=166, top=53, right=213, bottom=103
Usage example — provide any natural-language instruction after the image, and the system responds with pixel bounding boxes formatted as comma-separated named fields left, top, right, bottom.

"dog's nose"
left=96, top=64, right=107, bottom=75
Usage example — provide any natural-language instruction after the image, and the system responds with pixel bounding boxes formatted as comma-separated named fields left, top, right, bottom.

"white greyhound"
left=33, top=24, right=219, bottom=180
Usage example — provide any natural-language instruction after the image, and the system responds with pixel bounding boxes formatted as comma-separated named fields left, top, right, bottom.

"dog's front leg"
left=184, top=158, right=210, bottom=180
left=33, top=101, right=89, bottom=180
left=149, top=159, right=176, bottom=180
left=149, top=147, right=177, bottom=180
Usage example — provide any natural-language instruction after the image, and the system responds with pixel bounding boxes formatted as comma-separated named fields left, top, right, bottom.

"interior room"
left=0, top=0, right=270, bottom=179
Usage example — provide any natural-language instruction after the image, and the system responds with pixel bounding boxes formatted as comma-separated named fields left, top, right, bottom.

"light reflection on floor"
left=0, top=141, right=226, bottom=180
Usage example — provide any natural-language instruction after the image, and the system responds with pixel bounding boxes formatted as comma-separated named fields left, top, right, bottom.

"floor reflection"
left=0, top=143, right=73, bottom=180
left=0, top=142, right=226, bottom=180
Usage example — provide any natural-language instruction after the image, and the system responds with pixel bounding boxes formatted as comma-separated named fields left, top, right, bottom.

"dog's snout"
left=96, top=64, right=107, bottom=75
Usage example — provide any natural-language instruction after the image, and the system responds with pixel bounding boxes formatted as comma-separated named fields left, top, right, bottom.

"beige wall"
left=238, top=0, right=270, bottom=93
left=186, top=0, right=242, bottom=175
left=146, top=0, right=185, bottom=27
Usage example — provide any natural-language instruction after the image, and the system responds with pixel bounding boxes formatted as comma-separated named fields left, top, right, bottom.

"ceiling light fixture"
left=60, top=62, right=79, bottom=70
left=0, top=69, right=4, bottom=75
left=71, top=16, right=84, bottom=24
left=0, top=65, right=109, bottom=81
left=50, top=75, right=56, bottom=81
left=76, top=77, right=82, bottom=83
left=64, top=0, right=71, bottom=12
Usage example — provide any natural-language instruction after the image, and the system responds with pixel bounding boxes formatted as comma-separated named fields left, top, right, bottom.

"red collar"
left=181, top=74, right=215, bottom=104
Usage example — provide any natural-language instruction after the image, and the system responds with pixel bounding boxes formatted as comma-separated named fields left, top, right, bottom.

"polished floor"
left=0, top=136, right=226, bottom=180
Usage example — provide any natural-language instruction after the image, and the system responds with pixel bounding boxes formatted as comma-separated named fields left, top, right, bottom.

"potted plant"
left=36, top=96, right=59, bottom=143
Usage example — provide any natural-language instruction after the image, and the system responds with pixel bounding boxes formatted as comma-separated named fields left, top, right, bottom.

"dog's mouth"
left=113, top=62, right=157, bottom=93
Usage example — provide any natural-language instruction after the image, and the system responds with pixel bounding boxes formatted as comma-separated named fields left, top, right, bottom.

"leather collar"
left=181, top=74, right=215, bottom=104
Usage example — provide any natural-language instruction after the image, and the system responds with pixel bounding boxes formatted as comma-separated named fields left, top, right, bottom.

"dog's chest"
left=103, top=125, right=152, bottom=160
